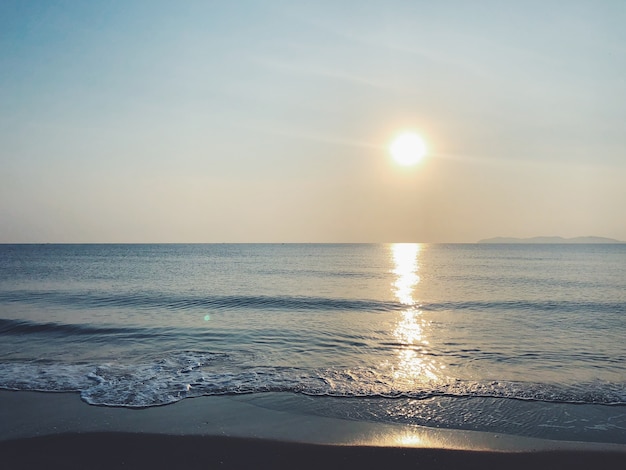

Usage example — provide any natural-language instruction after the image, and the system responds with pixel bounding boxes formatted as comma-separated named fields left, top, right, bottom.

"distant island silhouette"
left=478, top=236, right=624, bottom=244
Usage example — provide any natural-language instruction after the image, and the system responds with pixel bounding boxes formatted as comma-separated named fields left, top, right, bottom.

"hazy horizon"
left=1, top=235, right=624, bottom=245
left=2, top=1, right=625, bottom=243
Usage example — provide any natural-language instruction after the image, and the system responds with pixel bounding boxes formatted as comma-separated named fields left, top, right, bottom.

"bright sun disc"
left=390, top=132, right=427, bottom=166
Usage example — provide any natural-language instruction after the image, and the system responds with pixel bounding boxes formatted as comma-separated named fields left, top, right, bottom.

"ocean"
left=0, top=243, right=625, bottom=444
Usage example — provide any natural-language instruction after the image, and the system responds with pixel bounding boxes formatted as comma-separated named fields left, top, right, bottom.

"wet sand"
left=1, top=390, right=624, bottom=469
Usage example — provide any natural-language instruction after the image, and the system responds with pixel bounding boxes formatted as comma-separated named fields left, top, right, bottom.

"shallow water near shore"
left=1, top=243, right=625, bottom=444
left=2, top=390, right=626, bottom=453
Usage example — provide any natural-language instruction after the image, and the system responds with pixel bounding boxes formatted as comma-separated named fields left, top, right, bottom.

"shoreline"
left=2, top=390, right=625, bottom=469
left=2, top=390, right=626, bottom=450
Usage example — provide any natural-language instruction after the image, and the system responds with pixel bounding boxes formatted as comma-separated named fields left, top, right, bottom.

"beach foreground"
left=2, top=390, right=625, bottom=469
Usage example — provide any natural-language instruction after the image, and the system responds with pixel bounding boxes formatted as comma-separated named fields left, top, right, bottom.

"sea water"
left=0, top=243, right=624, bottom=443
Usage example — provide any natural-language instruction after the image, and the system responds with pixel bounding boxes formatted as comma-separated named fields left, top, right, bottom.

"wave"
left=0, top=352, right=624, bottom=408
left=0, top=318, right=129, bottom=336
left=0, top=291, right=405, bottom=313
left=1, top=290, right=623, bottom=316
left=0, top=318, right=170, bottom=341
left=421, top=300, right=625, bottom=314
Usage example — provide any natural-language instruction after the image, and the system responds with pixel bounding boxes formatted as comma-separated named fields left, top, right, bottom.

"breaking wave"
left=1, top=351, right=624, bottom=408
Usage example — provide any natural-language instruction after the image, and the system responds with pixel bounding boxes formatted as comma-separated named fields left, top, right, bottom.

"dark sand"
left=1, top=432, right=625, bottom=470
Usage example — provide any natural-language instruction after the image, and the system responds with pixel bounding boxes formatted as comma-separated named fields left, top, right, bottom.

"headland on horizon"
left=478, top=236, right=624, bottom=244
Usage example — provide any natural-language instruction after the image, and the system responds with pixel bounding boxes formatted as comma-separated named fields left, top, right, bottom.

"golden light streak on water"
left=391, top=243, right=420, bottom=306
left=389, top=243, right=441, bottom=383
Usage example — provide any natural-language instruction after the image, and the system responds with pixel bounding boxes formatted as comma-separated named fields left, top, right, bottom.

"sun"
left=390, top=132, right=427, bottom=166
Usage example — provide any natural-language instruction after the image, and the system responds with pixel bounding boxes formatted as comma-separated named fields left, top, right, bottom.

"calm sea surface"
left=1, top=244, right=625, bottom=443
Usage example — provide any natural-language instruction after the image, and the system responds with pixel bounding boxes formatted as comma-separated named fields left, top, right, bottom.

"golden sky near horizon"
left=1, top=1, right=625, bottom=242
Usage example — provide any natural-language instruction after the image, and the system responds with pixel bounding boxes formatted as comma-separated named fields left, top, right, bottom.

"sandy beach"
left=2, top=431, right=625, bottom=470
left=1, top=390, right=624, bottom=469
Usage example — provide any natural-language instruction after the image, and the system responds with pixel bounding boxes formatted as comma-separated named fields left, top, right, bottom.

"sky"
left=1, top=0, right=625, bottom=243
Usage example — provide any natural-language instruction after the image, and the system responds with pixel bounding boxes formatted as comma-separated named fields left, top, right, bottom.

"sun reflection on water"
left=389, top=243, right=441, bottom=384
left=391, top=243, right=420, bottom=305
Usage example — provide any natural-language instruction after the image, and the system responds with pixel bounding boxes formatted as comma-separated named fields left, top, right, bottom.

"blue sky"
left=1, top=0, right=625, bottom=242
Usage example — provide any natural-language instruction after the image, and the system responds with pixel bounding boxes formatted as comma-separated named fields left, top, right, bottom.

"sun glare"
left=390, top=132, right=427, bottom=166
